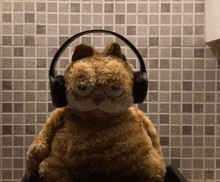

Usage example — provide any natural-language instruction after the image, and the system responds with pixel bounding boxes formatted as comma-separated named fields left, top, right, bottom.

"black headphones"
left=49, top=30, right=148, bottom=108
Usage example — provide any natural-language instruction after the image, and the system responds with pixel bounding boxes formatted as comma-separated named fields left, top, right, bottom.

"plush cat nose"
left=92, top=94, right=105, bottom=106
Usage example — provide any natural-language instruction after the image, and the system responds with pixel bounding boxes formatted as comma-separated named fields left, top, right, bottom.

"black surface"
left=21, top=165, right=188, bottom=182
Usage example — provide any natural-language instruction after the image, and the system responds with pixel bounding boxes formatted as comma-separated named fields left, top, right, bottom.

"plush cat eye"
left=111, top=86, right=121, bottom=91
left=105, top=86, right=124, bottom=97
left=78, top=84, right=87, bottom=91
left=76, top=84, right=94, bottom=96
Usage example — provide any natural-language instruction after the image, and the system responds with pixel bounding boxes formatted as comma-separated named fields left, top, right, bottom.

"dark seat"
left=21, top=165, right=188, bottom=182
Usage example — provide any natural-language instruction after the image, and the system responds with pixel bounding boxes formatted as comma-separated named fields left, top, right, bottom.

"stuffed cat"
left=26, top=43, right=166, bottom=182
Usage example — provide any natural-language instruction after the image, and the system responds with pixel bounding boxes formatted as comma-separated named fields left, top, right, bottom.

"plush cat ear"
left=72, top=44, right=95, bottom=62
left=103, top=43, right=126, bottom=61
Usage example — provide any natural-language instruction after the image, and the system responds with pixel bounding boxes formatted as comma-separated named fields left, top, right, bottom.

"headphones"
left=49, top=30, right=148, bottom=108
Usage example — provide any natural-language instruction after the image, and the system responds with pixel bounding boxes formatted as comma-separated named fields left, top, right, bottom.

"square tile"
left=182, top=104, right=192, bottom=113
left=194, top=104, right=204, bottom=113
left=182, top=126, right=192, bottom=135
left=172, top=15, right=181, bottom=24
left=184, top=3, right=193, bottom=13
left=2, top=148, right=12, bottom=157
left=37, top=25, right=46, bottom=34
left=105, top=4, right=113, bottom=13
left=149, top=26, right=159, bottom=35
left=127, top=4, right=136, bottom=13
left=3, top=81, right=12, bottom=90
left=149, top=103, right=158, bottom=113
left=161, top=3, right=170, bottom=13
left=2, top=2, right=11, bottom=11
left=14, top=125, right=24, bottom=135
left=171, top=159, right=180, bottom=168
left=172, top=3, right=182, bottom=13
left=160, top=126, right=169, bottom=135
left=171, top=148, right=180, bottom=157
left=3, top=125, right=12, bottom=135
left=193, top=159, right=203, bottom=168
left=14, top=103, right=24, bottom=112
left=205, top=93, right=215, bottom=102
left=205, top=82, right=215, bottom=91
left=193, top=148, right=203, bottom=158
left=2, top=13, right=12, bottom=23
left=48, top=14, right=57, bottom=24
left=160, top=137, right=169, bottom=146
left=3, top=103, right=12, bottom=112
left=25, top=125, right=35, bottom=135
left=205, top=148, right=215, bottom=158
left=171, top=137, right=181, bottom=146
left=205, top=126, right=215, bottom=135
left=37, top=2, right=46, bottom=12
left=172, top=48, right=181, bottom=57
left=25, top=13, right=35, bottom=23
left=160, top=93, right=169, bottom=102
left=93, top=4, right=102, bottom=13
left=48, top=3, right=57, bottom=12
left=205, top=170, right=214, bottom=180
left=183, top=71, right=192, bottom=80
left=194, top=126, right=203, bottom=135
left=194, top=93, right=204, bottom=102
left=182, top=137, right=192, bottom=146
left=195, top=3, right=204, bottom=13
left=183, top=115, right=192, bottom=124
left=194, top=48, right=204, bottom=58
left=193, top=170, right=203, bottom=180
left=71, top=3, right=80, bottom=12
left=183, top=82, right=192, bottom=91
left=171, top=81, right=181, bottom=91
left=171, top=71, right=181, bottom=80
left=171, top=104, right=181, bottom=113
left=2, top=92, right=13, bottom=101
left=3, top=136, right=12, bottom=146
left=3, top=36, right=12, bottom=45
left=160, top=81, right=169, bottom=90
left=149, top=70, right=159, bottom=80
left=2, top=170, right=12, bottom=179
left=138, top=4, right=148, bottom=13
left=182, top=159, right=192, bottom=169
left=138, top=103, right=147, bottom=112
left=171, top=126, right=181, bottom=135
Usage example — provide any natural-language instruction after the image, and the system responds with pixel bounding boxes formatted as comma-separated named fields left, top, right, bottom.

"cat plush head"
left=64, top=43, right=134, bottom=115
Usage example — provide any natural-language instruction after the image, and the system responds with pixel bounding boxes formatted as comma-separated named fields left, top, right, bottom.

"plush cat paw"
left=39, top=157, right=73, bottom=182
left=26, top=144, right=49, bottom=175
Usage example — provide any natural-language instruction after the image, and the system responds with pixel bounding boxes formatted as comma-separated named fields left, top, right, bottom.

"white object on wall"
left=205, top=0, right=220, bottom=47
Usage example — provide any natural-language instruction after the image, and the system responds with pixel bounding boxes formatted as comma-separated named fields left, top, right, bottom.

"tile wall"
left=1, top=0, right=220, bottom=181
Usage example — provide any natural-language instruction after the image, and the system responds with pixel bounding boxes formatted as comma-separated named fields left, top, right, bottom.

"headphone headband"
left=49, top=29, right=146, bottom=79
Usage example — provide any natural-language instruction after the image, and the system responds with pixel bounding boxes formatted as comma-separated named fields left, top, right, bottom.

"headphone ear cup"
left=133, top=71, right=148, bottom=103
left=50, top=75, right=67, bottom=108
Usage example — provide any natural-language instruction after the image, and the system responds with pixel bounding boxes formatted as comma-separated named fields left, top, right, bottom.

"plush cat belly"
left=50, top=107, right=163, bottom=178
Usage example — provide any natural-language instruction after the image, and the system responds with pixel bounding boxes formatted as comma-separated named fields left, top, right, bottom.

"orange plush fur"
left=26, top=43, right=166, bottom=182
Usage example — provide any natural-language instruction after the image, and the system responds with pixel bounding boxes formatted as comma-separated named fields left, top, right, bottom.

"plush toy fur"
left=26, top=43, right=166, bottom=182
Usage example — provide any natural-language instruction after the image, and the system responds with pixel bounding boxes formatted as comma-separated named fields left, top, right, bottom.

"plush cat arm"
left=132, top=107, right=161, bottom=151
left=143, top=116, right=163, bottom=152
left=142, top=115, right=166, bottom=180
left=132, top=107, right=166, bottom=181
left=26, top=108, right=67, bottom=176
